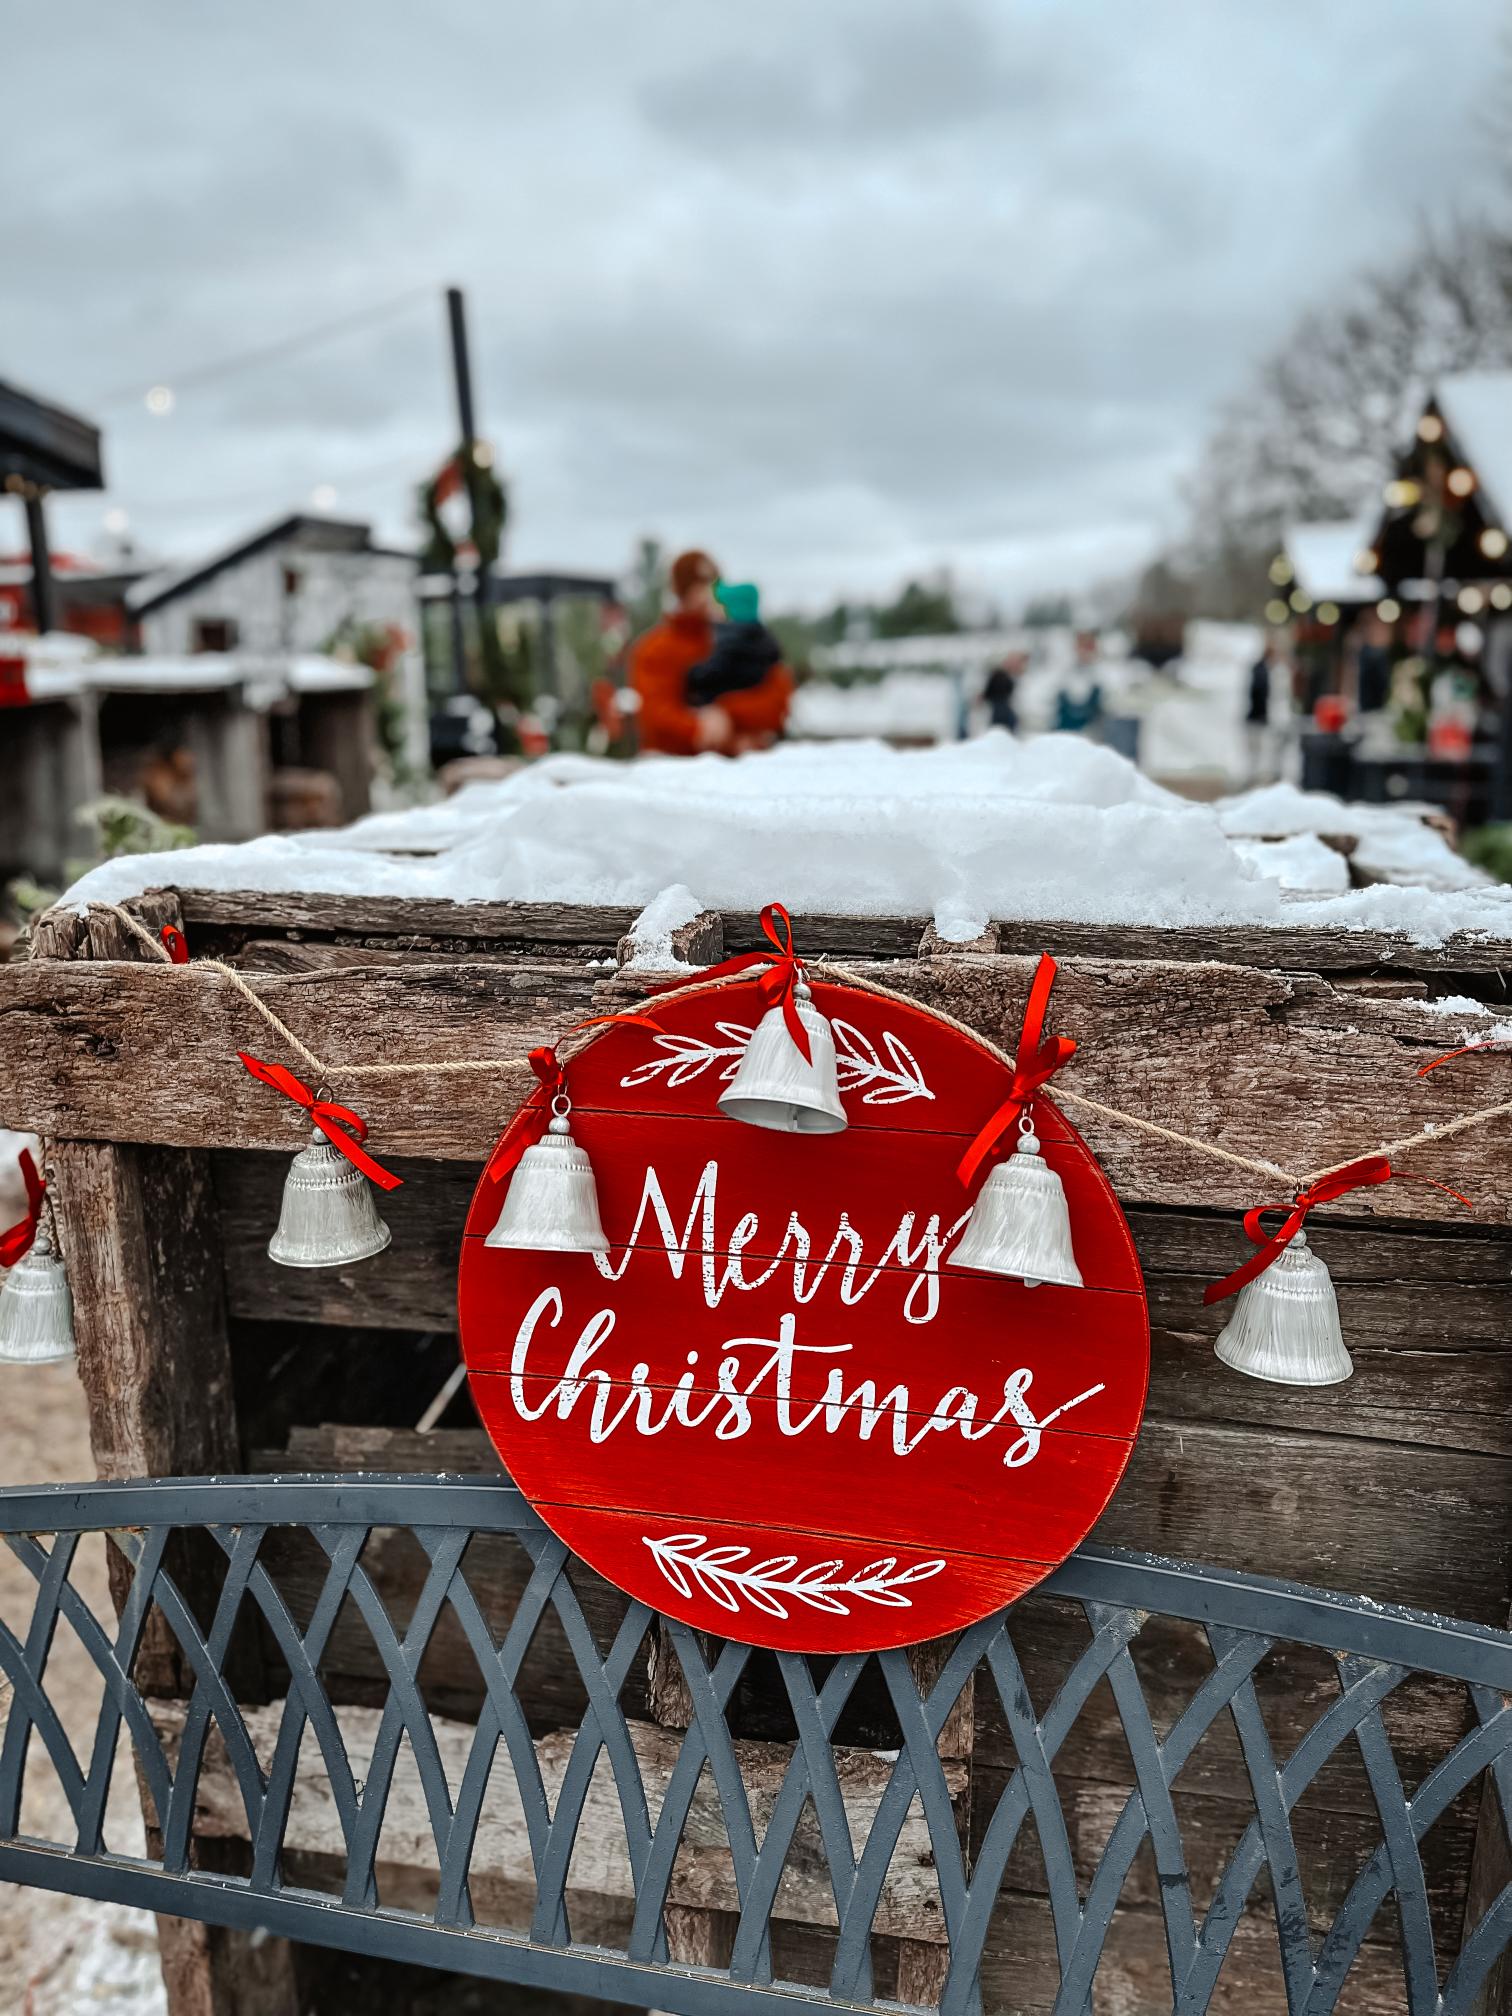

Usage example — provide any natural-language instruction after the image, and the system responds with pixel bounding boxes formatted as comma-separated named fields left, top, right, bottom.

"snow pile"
left=1406, top=994, right=1512, bottom=1047
left=1219, top=783, right=1489, bottom=892
left=61, top=734, right=1512, bottom=947
left=1230, top=835, right=1350, bottom=896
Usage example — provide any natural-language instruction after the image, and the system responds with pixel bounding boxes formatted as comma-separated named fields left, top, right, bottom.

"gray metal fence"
left=0, top=1473, right=1509, bottom=2014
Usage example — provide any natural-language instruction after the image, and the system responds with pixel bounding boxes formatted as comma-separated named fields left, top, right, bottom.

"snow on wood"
left=61, top=736, right=1512, bottom=947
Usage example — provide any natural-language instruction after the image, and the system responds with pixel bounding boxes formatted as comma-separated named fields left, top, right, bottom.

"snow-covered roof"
left=127, top=511, right=415, bottom=616
left=1435, top=371, right=1512, bottom=528
left=1282, top=520, right=1382, bottom=604
left=62, top=735, right=1512, bottom=949
left=8, top=646, right=370, bottom=708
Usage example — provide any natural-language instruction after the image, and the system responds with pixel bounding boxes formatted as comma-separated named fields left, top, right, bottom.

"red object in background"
left=1427, top=719, right=1473, bottom=760
left=0, top=653, right=28, bottom=708
left=459, top=979, right=1150, bottom=1652
left=1314, top=693, right=1350, bottom=734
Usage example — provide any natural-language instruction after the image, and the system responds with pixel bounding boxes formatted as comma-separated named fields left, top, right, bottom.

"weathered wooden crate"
left=6, top=888, right=1512, bottom=2014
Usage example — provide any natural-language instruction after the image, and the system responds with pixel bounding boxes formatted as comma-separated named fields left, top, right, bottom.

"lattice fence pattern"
left=0, top=1475, right=1509, bottom=2014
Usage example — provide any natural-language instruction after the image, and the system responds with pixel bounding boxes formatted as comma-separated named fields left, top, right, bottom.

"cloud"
left=11, top=0, right=1508, bottom=607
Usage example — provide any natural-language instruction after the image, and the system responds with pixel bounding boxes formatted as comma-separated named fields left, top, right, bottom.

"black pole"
left=24, top=491, right=57, bottom=634
left=445, top=286, right=497, bottom=709
left=447, top=286, right=478, bottom=448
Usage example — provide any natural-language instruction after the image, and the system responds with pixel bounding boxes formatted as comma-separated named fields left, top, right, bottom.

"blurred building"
left=129, top=511, right=419, bottom=658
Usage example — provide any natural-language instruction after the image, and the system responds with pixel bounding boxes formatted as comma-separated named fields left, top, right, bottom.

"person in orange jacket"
left=627, top=548, right=793, bottom=755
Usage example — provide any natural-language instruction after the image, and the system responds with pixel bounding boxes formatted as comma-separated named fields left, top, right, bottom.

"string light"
left=1289, top=589, right=1313, bottom=615
left=1264, top=599, right=1290, bottom=626
left=1384, top=478, right=1422, bottom=508
left=1318, top=602, right=1341, bottom=625
left=1355, top=548, right=1378, bottom=575
left=1377, top=598, right=1402, bottom=623
left=1491, top=584, right=1512, bottom=610
left=1268, top=556, right=1292, bottom=586
left=1480, top=528, right=1508, bottom=560
left=1447, top=467, right=1477, bottom=499
left=472, top=441, right=495, bottom=469
left=145, top=386, right=175, bottom=416
left=1459, top=586, right=1486, bottom=615
left=1417, top=414, right=1445, bottom=443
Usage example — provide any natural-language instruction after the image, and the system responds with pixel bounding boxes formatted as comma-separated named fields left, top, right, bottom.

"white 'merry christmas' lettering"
left=594, top=1158, right=965, bottom=1326
left=509, top=1290, right=1104, bottom=1468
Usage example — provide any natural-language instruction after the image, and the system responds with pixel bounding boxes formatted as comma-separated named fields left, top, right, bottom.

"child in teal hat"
left=687, top=580, right=782, bottom=707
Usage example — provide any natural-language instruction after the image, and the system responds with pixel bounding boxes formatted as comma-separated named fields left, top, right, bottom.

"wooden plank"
left=10, top=951, right=1510, bottom=1216
left=164, top=888, right=1512, bottom=974
left=151, top=1697, right=964, bottom=1945
left=49, top=1139, right=298, bottom=2016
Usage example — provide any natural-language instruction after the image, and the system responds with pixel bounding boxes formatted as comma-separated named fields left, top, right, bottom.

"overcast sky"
left=7, top=0, right=1508, bottom=609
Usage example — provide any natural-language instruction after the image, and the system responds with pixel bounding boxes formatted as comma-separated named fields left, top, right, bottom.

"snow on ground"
left=61, top=732, right=1512, bottom=948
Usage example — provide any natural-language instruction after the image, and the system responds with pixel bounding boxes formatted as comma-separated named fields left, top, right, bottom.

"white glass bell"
left=949, top=1120, right=1082, bottom=1288
left=486, top=1098, right=610, bottom=1253
left=1214, top=1231, right=1352, bottom=1385
left=268, top=1127, right=392, bottom=1269
left=0, top=1227, right=77, bottom=1364
left=718, top=979, right=847, bottom=1134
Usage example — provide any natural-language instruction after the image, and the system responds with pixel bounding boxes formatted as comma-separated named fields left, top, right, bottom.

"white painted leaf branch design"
left=643, top=1532, right=946, bottom=1619
left=830, top=1020, right=934, bottom=1106
left=618, top=1022, right=753, bottom=1089
left=619, top=1016, right=934, bottom=1105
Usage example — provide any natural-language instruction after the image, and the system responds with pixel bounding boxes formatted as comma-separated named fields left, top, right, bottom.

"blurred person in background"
left=1243, top=633, right=1285, bottom=782
left=687, top=581, right=783, bottom=707
left=628, top=549, right=792, bottom=755
left=982, top=651, right=1027, bottom=732
left=1054, top=630, right=1106, bottom=735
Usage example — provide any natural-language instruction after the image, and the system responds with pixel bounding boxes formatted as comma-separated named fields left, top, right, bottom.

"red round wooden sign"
left=460, top=979, right=1149, bottom=1653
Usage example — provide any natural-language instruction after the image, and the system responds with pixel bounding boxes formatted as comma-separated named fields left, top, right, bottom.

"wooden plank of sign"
left=162, top=887, right=1512, bottom=974
left=10, top=949, right=1511, bottom=1221
left=150, top=1696, right=964, bottom=1946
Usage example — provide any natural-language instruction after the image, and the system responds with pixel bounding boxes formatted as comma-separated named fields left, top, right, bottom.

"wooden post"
left=49, top=1136, right=300, bottom=2015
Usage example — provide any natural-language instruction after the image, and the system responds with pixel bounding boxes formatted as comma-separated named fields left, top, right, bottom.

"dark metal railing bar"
left=1176, top=1657, right=1403, bottom=2016
left=433, top=1532, right=572, bottom=1932
left=7, top=1525, right=178, bottom=1850
left=1066, top=1621, right=1282, bottom=2015
left=727, top=1652, right=873, bottom=1996
left=1203, top=1624, right=1313, bottom=2015
left=629, top=1633, right=751, bottom=1971
left=1302, top=1701, right=1512, bottom=2016
left=332, top=1526, right=471, bottom=1911
left=0, top=1532, right=87, bottom=1833
left=234, top=1522, right=368, bottom=1888
left=941, top=1605, right=1146, bottom=2016
left=662, top=1619, right=768, bottom=1971
left=528, top=1565, right=657, bottom=1948
left=832, top=1617, right=1002, bottom=2007
left=1347, top=1675, right=1441, bottom=2012
left=153, top=1524, right=273, bottom=1874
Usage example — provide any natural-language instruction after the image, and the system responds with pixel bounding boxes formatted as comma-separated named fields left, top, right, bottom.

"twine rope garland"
left=85, top=899, right=1512, bottom=1199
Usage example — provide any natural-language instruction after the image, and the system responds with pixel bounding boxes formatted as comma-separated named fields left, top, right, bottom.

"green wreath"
left=419, top=445, right=507, bottom=574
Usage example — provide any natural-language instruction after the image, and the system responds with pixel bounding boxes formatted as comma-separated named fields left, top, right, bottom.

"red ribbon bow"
left=160, top=924, right=189, bottom=965
left=657, top=902, right=811, bottom=1063
left=485, top=1016, right=665, bottom=1185
left=237, top=1053, right=403, bottom=1192
left=957, top=954, right=1077, bottom=1188
left=0, top=1150, right=45, bottom=1268
left=1203, top=1156, right=1470, bottom=1304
